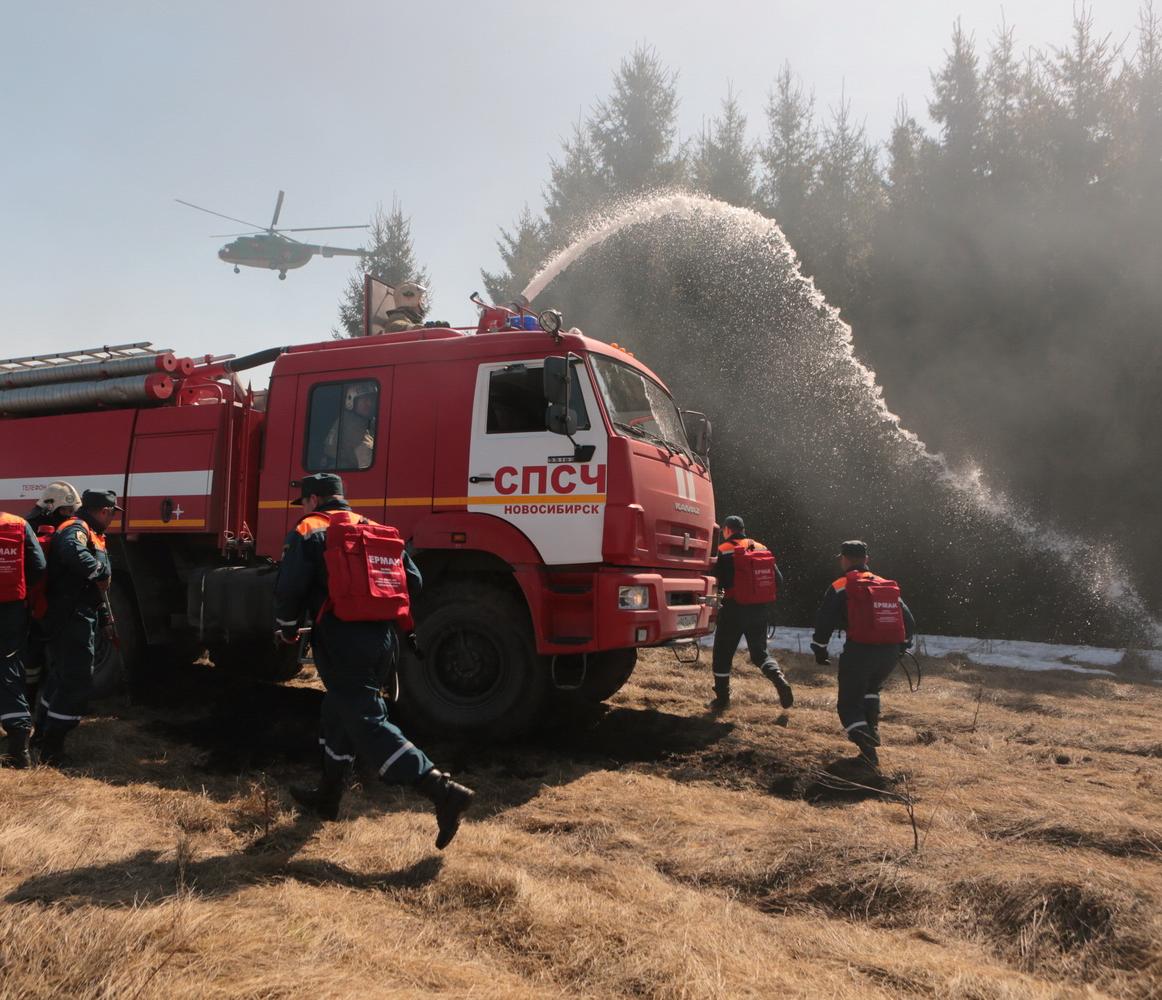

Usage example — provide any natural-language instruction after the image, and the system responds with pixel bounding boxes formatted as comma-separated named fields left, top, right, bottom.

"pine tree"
left=758, top=64, right=818, bottom=241
left=588, top=44, right=685, bottom=194
left=1125, top=1, right=1162, bottom=196
left=333, top=199, right=429, bottom=339
left=929, top=19, right=985, bottom=180
left=480, top=206, right=549, bottom=305
left=544, top=118, right=608, bottom=241
left=885, top=100, right=931, bottom=208
left=805, top=91, right=884, bottom=308
left=691, top=86, right=756, bottom=208
left=983, top=19, right=1023, bottom=186
left=1048, top=3, right=1120, bottom=187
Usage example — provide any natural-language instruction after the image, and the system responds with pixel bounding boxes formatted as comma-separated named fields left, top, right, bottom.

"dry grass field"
left=1, top=643, right=1159, bottom=999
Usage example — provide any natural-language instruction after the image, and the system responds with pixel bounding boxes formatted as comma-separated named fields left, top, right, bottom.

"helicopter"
left=176, top=190, right=368, bottom=279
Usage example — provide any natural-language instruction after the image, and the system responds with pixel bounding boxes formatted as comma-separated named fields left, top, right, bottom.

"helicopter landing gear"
left=278, top=270, right=287, bottom=280
left=233, top=265, right=240, bottom=274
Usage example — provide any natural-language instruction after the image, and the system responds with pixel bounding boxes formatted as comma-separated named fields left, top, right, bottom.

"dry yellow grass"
left=1, top=646, right=1159, bottom=998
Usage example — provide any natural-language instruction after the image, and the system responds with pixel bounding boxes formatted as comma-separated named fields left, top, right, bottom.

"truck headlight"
left=618, top=585, right=650, bottom=610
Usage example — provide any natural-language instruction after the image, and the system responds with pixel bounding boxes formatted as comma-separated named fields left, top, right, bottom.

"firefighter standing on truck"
left=710, top=515, right=794, bottom=713
left=32, top=489, right=120, bottom=767
left=378, top=280, right=428, bottom=332
left=274, top=473, right=474, bottom=849
left=24, top=482, right=82, bottom=696
left=0, top=509, right=46, bottom=768
left=811, top=540, right=915, bottom=768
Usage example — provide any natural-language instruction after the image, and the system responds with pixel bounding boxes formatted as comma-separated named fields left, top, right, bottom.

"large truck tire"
left=578, top=648, right=638, bottom=703
left=91, top=580, right=142, bottom=700
left=400, top=580, right=547, bottom=740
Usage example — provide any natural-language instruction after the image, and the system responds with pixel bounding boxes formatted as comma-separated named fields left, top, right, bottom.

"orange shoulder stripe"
left=295, top=513, right=330, bottom=536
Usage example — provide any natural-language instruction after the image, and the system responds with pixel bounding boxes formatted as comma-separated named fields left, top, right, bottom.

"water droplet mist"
left=526, top=194, right=1159, bottom=646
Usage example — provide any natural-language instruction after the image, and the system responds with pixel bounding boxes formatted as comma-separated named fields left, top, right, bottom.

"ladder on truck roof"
left=0, top=342, right=171, bottom=373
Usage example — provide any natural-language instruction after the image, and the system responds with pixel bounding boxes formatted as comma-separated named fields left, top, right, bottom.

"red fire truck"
left=0, top=296, right=716, bottom=736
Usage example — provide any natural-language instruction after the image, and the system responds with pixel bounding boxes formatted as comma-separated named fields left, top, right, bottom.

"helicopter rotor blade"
left=313, top=246, right=368, bottom=258
left=275, top=224, right=370, bottom=233
left=270, top=190, right=285, bottom=230
left=175, top=199, right=269, bottom=232
left=209, top=231, right=262, bottom=237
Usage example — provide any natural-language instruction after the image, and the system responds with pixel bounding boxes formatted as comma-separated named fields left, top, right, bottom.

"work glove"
left=101, top=622, right=117, bottom=643
left=274, top=626, right=299, bottom=648
left=406, top=631, right=424, bottom=660
left=810, top=642, right=831, bottom=666
left=95, top=576, right=112, bottom=593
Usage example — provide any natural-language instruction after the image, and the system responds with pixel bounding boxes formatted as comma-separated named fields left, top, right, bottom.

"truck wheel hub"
left=431, top=627, right=504, bottom=701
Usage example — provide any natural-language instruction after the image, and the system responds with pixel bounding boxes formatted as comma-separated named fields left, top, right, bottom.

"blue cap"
left=290, top=473, right=344, bottom=506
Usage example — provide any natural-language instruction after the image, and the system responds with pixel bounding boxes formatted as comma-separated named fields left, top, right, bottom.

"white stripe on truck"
left=0, top=470, right=213, bottom=502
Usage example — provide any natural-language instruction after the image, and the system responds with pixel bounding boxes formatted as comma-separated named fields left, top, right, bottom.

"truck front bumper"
left=593, top=567, right=715, bottom=650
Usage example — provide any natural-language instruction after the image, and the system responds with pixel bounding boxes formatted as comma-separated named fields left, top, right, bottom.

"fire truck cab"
left=0, top=307, right=716, bottom=737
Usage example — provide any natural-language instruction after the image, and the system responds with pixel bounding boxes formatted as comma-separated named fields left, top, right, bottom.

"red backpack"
left=27, top=523, right=56, bottom=620
left=0, top=513, right=28, bottom=603
left=844, top=570, right=906, bottom=644
left=731, top=542, right=778, bottom=605
left=321, top=510, right=414, bottom=629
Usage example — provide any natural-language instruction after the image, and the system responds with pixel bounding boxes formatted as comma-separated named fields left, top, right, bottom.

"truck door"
left=284, top=370, right=393, bottom=531
left=466, top=359, right=607, bottom=564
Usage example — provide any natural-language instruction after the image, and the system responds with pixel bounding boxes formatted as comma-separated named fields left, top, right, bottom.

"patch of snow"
left=699, top=624, right=1159, bottom=678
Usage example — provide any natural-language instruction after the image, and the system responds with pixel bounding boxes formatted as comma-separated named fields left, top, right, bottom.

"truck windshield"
left=590, top=355, right=692, bottom=456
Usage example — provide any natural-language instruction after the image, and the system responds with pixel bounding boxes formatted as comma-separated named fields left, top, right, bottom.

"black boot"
left=37, top=729, right=68, bottom=768
left=415, top=768, right=475, bottom=850
left=289, top=772, right=345, bottom=821
left=866, top=701, right=881, bottom=748
left=849, top=727, right=880, bottom=768
left=2, top=729, right=32, bottom=769
left=708, top=685, right=730, bottom=713
left=762, top=662, right=794, bottom=709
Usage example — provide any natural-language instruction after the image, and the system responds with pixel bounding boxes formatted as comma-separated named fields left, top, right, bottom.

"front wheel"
left=399, top=580, right=546, bottom=739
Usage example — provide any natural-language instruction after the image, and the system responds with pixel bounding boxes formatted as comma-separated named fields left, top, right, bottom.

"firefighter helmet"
left=394, top=280, right=428, bottom=320
left=36, top=481, right=82, bottom=511
left=344, top=381, right=377, bottom=411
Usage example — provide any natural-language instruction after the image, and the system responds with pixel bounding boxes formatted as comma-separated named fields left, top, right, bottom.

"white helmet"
left=393, top=280, right=428, bottom=320
left=37, top=481, right=82, bottom=511
left=344, top=381, right=377, bottom=411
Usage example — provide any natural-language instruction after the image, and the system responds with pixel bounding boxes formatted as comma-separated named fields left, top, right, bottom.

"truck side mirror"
left=546, top=404, right=577, bottom=436
left=543, top=355, right=570, bottom=406
left=682, top=410, right=712, bottom=458
left=543, top=355, right=576, bottom=436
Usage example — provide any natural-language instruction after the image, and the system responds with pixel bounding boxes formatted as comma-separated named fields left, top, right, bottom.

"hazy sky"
left=0, top=1, right=1146, bottom=382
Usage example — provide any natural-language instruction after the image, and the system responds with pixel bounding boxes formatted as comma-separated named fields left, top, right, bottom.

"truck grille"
left=655, top=521, right=711, bottom=562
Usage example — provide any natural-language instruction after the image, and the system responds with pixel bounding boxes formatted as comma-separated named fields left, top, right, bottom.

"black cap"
left=837, top=539, right=868, bottom=559
left=723, top=514, right=746, bottom=534
left=82, top=489, right=122, bottom=512
left=290, top=473, right=344, bottom=506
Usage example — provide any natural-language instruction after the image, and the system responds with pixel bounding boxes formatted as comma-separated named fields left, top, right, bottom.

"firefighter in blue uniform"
left=0, top=510, right=46, bottom=768
left=274, top=473, right=474, bottom=849
left=811, top=540, right=916, bottom=767
left=710, top=514, right=794, bottom=712
left=24, top=482, right=82, bottom=697
left=32, top=489, right=119, bottom=766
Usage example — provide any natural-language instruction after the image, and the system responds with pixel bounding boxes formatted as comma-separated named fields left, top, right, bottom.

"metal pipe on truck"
left=0, top=351, right=183, bottom=389
left=0, top=373, right=175, bottom=416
